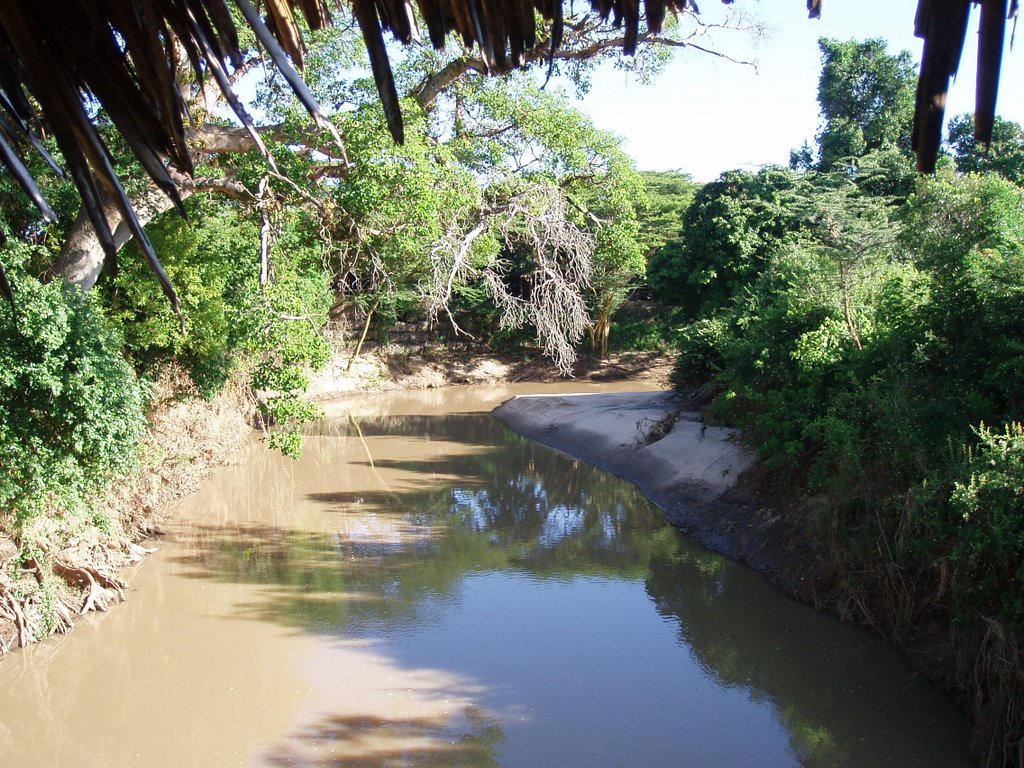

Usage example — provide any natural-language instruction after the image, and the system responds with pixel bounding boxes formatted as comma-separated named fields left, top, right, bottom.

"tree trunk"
left=50, top=185, right=186, bottom=289
left=51, top=172, right=250, bottom=289
left=589, top=294, right=616, bottom=360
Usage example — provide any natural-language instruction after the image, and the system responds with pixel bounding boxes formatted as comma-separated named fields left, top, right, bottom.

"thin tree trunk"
left=346, top=299, right=379, bottom=372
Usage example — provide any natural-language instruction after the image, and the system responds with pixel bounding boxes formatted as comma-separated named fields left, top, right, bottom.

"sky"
left=566, top=0, right=1024, bottom=181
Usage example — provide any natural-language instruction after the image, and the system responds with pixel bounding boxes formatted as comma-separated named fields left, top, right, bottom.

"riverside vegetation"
left=1, top=6, right=725, bottom=653
left=651, top=39, right=1024, bottom=767
left=0, top=17, right=1022, bottom=768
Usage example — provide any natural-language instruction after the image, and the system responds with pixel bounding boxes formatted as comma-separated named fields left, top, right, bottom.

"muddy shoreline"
left=493, top=392, right=816, bottom=596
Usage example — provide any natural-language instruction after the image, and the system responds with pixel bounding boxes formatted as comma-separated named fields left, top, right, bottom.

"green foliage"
left=635, top=171, right=699, bottom=257
left=689, top=171, right=1024, bottom=483
left=947, top=114, right=1024, bottom=184
left=248, top=28, right=656, bottom=365
left=950, top=422, right=1024, bottom=628
left=897, top=173, right=1024, bottom=433
left=243, top=264, right=332, bottom=460
left=569, top=137, right=647, bottom=357
left=668, top=163, right=1024, bottom=646
left=99, top=192, right=334, bottom=457
left=0, top=133, right=80, bottom=255
left=0, top=241, right=145, bottom=534
left=845, top=147, right=917, bottom=201
left=648, top=166, right=802, bottom=314
left=606, top=302, right=688, bottom=353
left=670, top=313, right=731, bottom=389
left=332, top=99, right=479, bottom=291
left=102, top=197, right=259, bottom=395
left=800, top=38, right=916, bottom=172
left=645, top=239, right=689, bottom=306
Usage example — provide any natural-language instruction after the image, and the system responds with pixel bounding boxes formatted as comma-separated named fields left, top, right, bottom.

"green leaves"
left=950, top=422, right=1024, bottom=628
left=948, top=114, right=1024, bottom=184
left=242, top=258, right=332, bottom=460
left=800, top=38, right=916, bottom=172
left=0, top=249, right=145, bottom=533
left=650, top=166, right=803, bottom=315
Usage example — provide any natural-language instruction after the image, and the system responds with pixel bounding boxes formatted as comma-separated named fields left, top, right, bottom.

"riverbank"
left=0, top=376, right=972, bottom=768
left=494, top=389, right=992, bottom=761
left=494, top=392, right=814, bottom=607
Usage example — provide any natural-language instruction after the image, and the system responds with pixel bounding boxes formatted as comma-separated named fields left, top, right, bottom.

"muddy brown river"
left=0, top=384, right=969, bottom=767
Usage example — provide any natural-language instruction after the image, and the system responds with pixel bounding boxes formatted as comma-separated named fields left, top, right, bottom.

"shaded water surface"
left=0, top=385, right=968, bottom=767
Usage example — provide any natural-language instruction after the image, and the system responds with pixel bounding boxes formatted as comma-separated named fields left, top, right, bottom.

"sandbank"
left=493, top=390, right=762, bottom=560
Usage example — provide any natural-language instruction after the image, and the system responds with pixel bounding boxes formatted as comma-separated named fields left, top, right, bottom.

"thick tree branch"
left=52, top=171, right=252, bottom=289
left=189, top=123, right=288, bottom=154
left=414, top=13, right=757, bottom=110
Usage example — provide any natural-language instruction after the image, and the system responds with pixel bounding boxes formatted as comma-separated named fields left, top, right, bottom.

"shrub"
left=100, top=199, right=259, bottom=398
left=0, top=250, right=145, bottom=537
left=241, top=263, right=332, bottom=459
left=670, top=313, right=730, bottom=390
left=950, top=422, right=1024, bottom=628
left=607, top=302, right=687, bottom=353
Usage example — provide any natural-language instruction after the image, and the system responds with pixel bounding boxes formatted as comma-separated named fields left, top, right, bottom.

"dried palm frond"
left=0, top=0, right=339, bottom=305
left=913, top=0, right=1019, bottom=172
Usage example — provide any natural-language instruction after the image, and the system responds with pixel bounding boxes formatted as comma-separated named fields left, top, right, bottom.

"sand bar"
left=494, top=391, right=757, bottom=558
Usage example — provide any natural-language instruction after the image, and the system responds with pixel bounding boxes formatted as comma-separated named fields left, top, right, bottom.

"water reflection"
left=264, top=709, right=505, bottom=768
left=167, top=411, right=967, bottom=767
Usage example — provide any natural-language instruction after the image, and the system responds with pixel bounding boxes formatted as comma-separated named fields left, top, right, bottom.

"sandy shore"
left=493, top=390, right=763, bottom=560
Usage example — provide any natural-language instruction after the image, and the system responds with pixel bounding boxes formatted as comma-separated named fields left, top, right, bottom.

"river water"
left=0, top=384, right=969, bottom=767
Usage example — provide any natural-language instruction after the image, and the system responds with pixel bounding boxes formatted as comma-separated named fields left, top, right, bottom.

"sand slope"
left=494, top=391, right=757, bottom=558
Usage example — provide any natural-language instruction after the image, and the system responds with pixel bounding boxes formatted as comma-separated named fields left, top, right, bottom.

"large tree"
left=792, top=37, right=916, bottom=172
left=947, top=113, right=1024, bottom=184
left=20, top=6, right=760, bottom=371
left=648, top=166, right=802, bottom=314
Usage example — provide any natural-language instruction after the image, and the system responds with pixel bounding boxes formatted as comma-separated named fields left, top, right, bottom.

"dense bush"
left=662, top=168, right=1024, bottom=763
left=99, top=196, right=334, bottom=458
left=101, top=198, right=259, bottom=396
left=0, top=244, right=146, bottom=537
left=675, top=172, right=1019, bottom=495
left=606, top=302, right=689, bottom=353
left=648, top=167, right=803, bottom=315
left=950, top=422, right=1024, bottom=629
left=241, top=254, right=332, bottom=459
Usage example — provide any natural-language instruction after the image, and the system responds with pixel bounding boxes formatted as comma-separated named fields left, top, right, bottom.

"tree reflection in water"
left=173, top=412, right=968, bottom=767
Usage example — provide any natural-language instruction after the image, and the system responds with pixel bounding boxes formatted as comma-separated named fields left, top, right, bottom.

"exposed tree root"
left=49, top=598, right=76, bottom=636
left=123, top=541, right=156, bottom=563
left=52, top=561, right=128, bottom=614
left=0, top=591, right=28, bottom=649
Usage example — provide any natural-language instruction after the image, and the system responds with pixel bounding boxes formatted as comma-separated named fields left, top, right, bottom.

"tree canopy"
left=0, top=0, right=1019, bottom=302
left=814, top=38, right=916, bottom=169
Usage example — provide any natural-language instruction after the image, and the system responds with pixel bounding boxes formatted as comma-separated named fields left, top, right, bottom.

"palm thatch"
left=0, top=0, right=1018, bottom=299
left=914, top=0, right=1019, bottom=172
